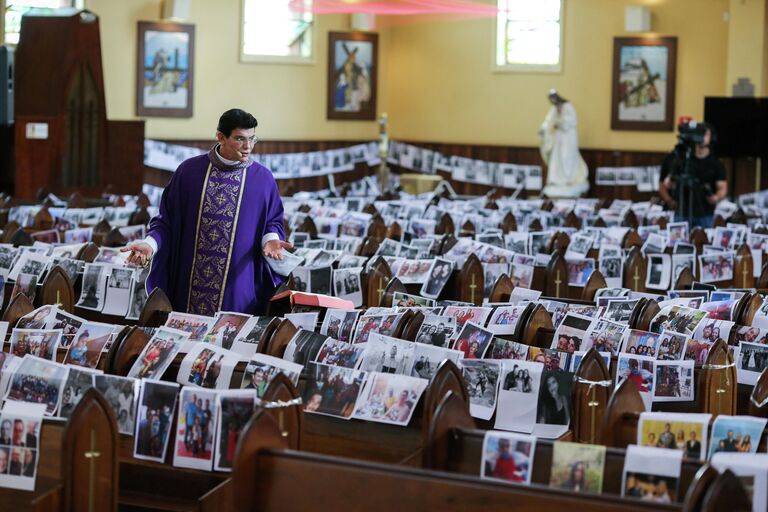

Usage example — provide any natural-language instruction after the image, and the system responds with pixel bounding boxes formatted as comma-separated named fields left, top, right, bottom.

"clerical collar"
left=208, top=144, right=251, bottom=171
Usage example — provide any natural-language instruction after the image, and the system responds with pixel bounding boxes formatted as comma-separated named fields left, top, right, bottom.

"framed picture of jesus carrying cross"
left=327, top=31, right=378, bottom=121
left=136, top=21, right=195, bottom=118
left=611, top=37, right=677, bottom=131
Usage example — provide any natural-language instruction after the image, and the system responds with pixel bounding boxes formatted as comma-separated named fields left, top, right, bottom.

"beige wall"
left=86, top=0, right=733, bottom=150
left=726, top=0, right=768, bottom=95
left=385, top=0, right=730, bottom=151
left=85, top=0, right=386, bottom=140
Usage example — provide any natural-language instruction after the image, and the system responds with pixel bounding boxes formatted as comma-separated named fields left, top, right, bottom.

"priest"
left=122, top=109, right=291, bottom=316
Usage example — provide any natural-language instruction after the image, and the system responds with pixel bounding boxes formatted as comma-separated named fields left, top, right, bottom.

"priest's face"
left=217, top=127, right=257, bottom=163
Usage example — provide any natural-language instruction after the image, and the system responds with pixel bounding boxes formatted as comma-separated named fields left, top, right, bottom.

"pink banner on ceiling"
left=288, top=0, right=501, bottom=17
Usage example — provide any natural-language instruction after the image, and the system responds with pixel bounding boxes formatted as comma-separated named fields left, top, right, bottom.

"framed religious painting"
left=136, top=21, right=195, bottom=118
left=611, top=37, right=677, bottom=131
left=327, top=31, right=378, bottom=121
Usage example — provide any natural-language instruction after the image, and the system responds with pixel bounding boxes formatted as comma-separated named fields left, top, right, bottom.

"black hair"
left=217, top=109, right=258, bottom=136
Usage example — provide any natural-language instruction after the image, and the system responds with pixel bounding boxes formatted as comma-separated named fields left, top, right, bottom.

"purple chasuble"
left=146, top=146, right=286, bottom=316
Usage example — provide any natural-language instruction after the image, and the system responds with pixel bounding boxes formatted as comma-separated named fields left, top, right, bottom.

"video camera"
left=677, top=116, right=709, bottom=147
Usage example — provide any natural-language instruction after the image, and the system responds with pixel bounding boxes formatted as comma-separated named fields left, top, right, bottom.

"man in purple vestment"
left=122, top=109, right=291, bottom=316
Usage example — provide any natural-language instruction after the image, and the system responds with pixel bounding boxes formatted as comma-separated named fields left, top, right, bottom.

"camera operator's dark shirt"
left=660, top=151, right=726, bottom=218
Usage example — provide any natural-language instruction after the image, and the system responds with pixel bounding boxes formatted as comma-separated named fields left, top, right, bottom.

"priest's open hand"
left=121, top=242, right=153, bottom=268
left=263, top=239, right=293, bottom=260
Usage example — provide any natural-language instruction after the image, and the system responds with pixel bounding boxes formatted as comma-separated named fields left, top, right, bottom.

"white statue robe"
left=539, top=102, right=589, bottom=197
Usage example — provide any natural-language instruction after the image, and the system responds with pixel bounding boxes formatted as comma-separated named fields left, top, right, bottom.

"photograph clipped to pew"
left=203, top=311, right=251, bottom=350
left=707, top=415, right=768, bottom=459
left=351, top=313, right=403, bottom=344
left=0, top=402, right=44, bottom=490
left=352, top=372, right=428, bottom=426
left=582, top=318, right=626, bottom=355
left=93, top=374, right=139, bottom=435
left=616, top=353, right=655, bottom=410
left=637, top=412, right=711, bottom=461
left=58, top=367, right=97, bottom=419
left=76, top=263, right=110, bottom=311
left=453, top=321, right=494, bottom=359
left=621, top=445, right=683, bottom=504
left=9, top=329, right=61, bottom=361
left=495, top=360, right=541, bottom=432
left=462, top=360, right=500, bottom=420
left=63, top=321, right=117, bottom=369
left=5, top=356, right=69, bottom=416
left=486, top=305, right=526, bottom=336
left=653, top=360, right=695, bottom=403
left=177, top=343, right=239, bottom=390
left=173, top=387, right=218, bottom=471
left=711, top=452, right=768, bottom=512
left=549, top=441, right=606, bottom=493
left=214, top=390, right=256, bottom=472
left=134, top=379, right=180, bottom=463
left=481, top=431, right=536, bottom=484
left=489, top=338, right=529, bottom=360
left=302, top=363, right=366, bottom=420
left=284, top=311, right=320, bottom=332
left=283, top=329, right=332, bottom=367
left=552, top=313, right=594, bottom=353
left=315, top=338, right=367, bottom=369
left=320, top=309, right=361, bottom=343
left=127, top=327, right=191, bottom=380
left=240, top=354, right=302, bottom=397
left=165, top=312, right=214, bottom=343
left=734, top=342, right=768, bottom=385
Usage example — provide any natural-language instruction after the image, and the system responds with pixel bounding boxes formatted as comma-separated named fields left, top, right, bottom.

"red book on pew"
left=270, top=290, right=354, bottom=310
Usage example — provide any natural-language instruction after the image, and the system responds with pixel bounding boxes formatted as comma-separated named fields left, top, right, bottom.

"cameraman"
left=658, top=121, right=727, bottom=228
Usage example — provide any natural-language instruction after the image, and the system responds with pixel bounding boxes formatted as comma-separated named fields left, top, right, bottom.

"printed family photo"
left=352, top=373, right=427, bottom=426
left=302, top=363, right=365, bottom=420
left=453, top=321, right=494, bottom=359
left=495, top=360, right=541, bottom=432
left=173, top=388, right=217, bottom=470
left=133, top=379, right=180, bottom=463
left=6, top=356, right=69, bottom=415
left=481, top=431, right=536, bottom=484
left=127, top=327, right=190, bottom=380
left=638, top=412, right=711, bottom=461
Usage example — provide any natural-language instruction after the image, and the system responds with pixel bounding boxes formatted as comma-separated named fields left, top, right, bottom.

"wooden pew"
left=0, top=390, right=119, bottom=512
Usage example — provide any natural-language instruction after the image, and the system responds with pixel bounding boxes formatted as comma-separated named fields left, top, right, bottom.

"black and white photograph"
left=604, top=299, right=639, bottom=323
left=0, top=406, right=44, bottom=490
left=359, top=333, right=416, bottom=374
left=309, top=266, right=332, bottom=295
left=420, top=258, right=454, bottom=299
left=57, top=367, right=96, bottom=419
left=566, top=233, right=594, bottom=258
left=536, top=370, right=573, bottom=426
left=641, top=233, right=666, bottom=255
left=736, top=342, right=768, bottom=386
left=414, top=314, right=456, bottom=347
left=410, top=343, right=463, bottom=380
left=462, top=359, right=501, bottom=420
left=126, top=267, right=150, bottom=321
left=94, top=374, right=139, bottom=435
left=76, top=263, right=109, bottom=311
left=282, top=329, right=332, bottom=367
left=50, top=257, right=84, bottom=284
left=7, top=252, right=48, bottom=282
left=645, top=254, right=671, bottom=290
left=495, top=360, right=542, bottom=432
left=102, top=267, right=136, bottom=317
left=599, top=256, right=623, bottom=288
left=332, top=267, right=363, bottom=307
left=133, top=379, right=179, bottom=463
